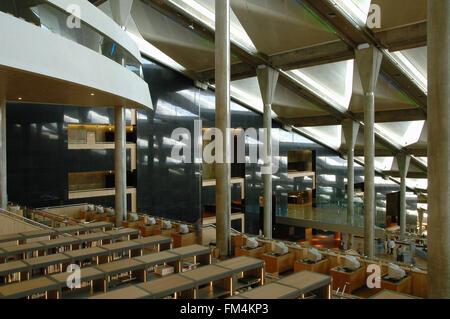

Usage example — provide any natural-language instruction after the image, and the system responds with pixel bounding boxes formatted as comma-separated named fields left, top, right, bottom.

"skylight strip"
left=167, top=0, right=258, bottom=54
left=330, top=0, right=368, bottom=26
left=284, top=70, right=348, bottom=113
left=387, top=50, right=428, bottom=92
left=127, top=31, right=187, bottom=73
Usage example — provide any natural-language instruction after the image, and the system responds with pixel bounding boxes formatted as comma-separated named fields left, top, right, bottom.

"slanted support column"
left=355, top=45, right=383, bottom=259
left=115, top=106, right=127, bottom=227
left=396, top=153, right=411, bottom=235
left=256, top=65, right=279, bottom=240
left=215, top=0, right=231, bottom=257
left=0, top=97, right=6, bottom=209
left=342, top=119, right=359, bottom=226
left=428, top=0, right=450, bottom=299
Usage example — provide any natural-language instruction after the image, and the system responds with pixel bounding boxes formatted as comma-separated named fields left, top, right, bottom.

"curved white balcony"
left=47, top=0, right=141, bottom=63
left=0, top=5, right=152, bottom=110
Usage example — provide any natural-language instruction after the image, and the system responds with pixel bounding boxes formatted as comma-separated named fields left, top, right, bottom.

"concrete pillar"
left=256, top=65, right=279, bottom=240
left=418, top=210, right=424, bottom=236
left=342, top=119, right=359, bottom=228
left=114, top=106, right=127, bottom=227
left=427, top=0, right=450, bottom=298
left=397, top=153, right=411, bottom=235
left=355, top=45, right=383, bottom=259
left=0, top=97, right=6, bottom=209
left=215, top=0, right=231, bottom=257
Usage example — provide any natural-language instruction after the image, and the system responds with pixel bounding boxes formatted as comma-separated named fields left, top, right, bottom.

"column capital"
left=355, top=46, right=383, bottom=93
left=256, top=66, right=279, bottom=106
left=342, top=119, right=360, bottom=150
left=396, top=153, right=411, bottom=179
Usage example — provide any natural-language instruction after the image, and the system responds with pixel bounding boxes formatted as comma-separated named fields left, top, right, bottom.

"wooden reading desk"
left=217, top=256, right=265, bottom=287
left=180, top=264, right=234, bottom=299
left=0, top=260, right=29, bottom=283
left=137, top=274, right=195, bottom=299
left=132, top=235, right=173, bottom=253
left=134, top=251, right=180, bottom=281
left=369, top=289, right=420, bottom=299
left=235, top=246, right=266, bottom=258
left=94, top=259, right=146, bottom=292
left=329, top=266, right=366, bottom=294
left=64, top=246, right=109, bottom=266
left=277, top=270, right=332, bottom=298
left=24, top=253, right=71, bottom=278
left=261, top=251, right=295, bottom=276
left=170, top=244, right=212, bottom=270
left=0, top=277, right=59, bottom=299
left=238, top=282, right=299, bottom=299
left=90, top=285, right=150, bottom=299
left=294, top=258, right=330, bottom=275
left=380, top=275, right=412, bottom=295
left=50, top=267, right=107, bottom=298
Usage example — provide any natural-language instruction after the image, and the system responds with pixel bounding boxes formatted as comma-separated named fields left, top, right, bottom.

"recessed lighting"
left=18, top=97, right=22, bottom=100
left=90, top=93, right=95, bottom=96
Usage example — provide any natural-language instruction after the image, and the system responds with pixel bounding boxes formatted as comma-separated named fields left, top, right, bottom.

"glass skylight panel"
left=406, top=178, right=428, bottom=190
left=401, top=47, right=427, bottom=81
left=375, top=121, right=425, bottom=147
left=167, top=0, right=257, bottom=54
left=374, top=157, right=394, bottom=171
left=332, top=0, right=371, bottom=26
left=386, top=50, right=428, bottom=92
left=287, top=59, right=354, bottom=111
left=300, top=125, right=342, bottom=149
left=127, top=31, right=187, bottom=73
left=418, top=157, right=428, bottom=165
left=355, top=157, right=394, bottom=172
left=374, top=176, right=395, bottom=185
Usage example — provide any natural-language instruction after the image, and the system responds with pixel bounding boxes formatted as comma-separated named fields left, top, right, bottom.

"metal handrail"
left=0, top=208, right=52, bottom=230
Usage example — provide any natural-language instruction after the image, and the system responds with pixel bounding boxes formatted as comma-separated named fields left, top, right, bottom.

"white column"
left=342, top=119, right=359, bottom=226
left=397, top=153, right=411, bottom=235
left=215, top=0, right=231, bottom=257
left=355, top=45, right=383, bottom=259
left=115, top=106, right=127, bottom=227
left=256, top=65, right=279, bottom=240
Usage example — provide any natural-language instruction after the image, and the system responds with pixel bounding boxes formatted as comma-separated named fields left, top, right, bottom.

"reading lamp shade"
left=179, top=224, right=189, bottom=234
left=307, top=248, right=322, bottom=262
left=246, top=237, right=259, bottom=249
left=273, top=241, right=288, bottom=255
left=163, top=220, right=172, bottom=229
